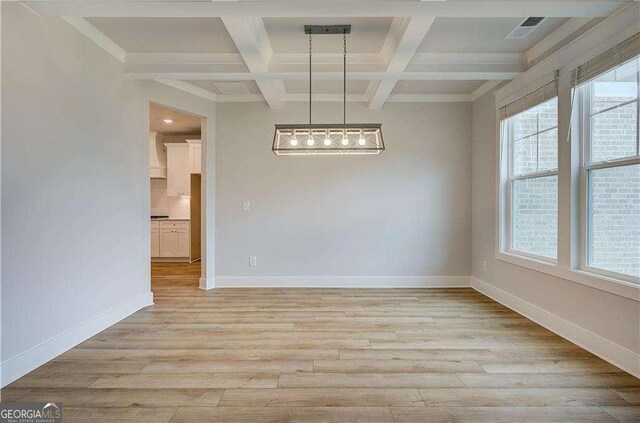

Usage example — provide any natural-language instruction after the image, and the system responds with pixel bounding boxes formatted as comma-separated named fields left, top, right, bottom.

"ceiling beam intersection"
left=369, top=16, right=436, bottom=109
left=222, top=16, right=285, bottom=108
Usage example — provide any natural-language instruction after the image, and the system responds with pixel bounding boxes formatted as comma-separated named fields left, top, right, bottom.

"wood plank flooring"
left=2, top=263, right=639, bottom=422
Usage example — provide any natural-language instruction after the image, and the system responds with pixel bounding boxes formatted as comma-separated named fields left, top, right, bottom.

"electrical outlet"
left=482, top=260, right=487, bottom=272
left=249, top=256, right=257, bottom=267
left=243, top=201, right=251, bottom=212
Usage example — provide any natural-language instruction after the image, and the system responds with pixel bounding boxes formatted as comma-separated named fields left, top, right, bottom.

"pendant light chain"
left=343, top=30, right=347, bottom=128
left=309, top=33, right=313, bottom=130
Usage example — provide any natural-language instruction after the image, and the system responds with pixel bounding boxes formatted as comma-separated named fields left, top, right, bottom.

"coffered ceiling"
left=26, top=0, right=628, bottom=108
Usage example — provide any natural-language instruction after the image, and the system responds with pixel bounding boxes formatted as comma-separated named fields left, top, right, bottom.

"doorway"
left=149, top=102, right=204, bottom=288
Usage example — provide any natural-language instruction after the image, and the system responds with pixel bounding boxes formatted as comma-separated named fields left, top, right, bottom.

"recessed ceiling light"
left=163, top=118, right=173, bottom=124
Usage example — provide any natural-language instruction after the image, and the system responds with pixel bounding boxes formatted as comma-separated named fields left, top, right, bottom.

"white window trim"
left=496, top=73, right=640, bottom=303
left=578, top=66, right=640, bottom=287
left=495, top=249, right=640, bottom=301
left=499, top=99, right=560, bottom=263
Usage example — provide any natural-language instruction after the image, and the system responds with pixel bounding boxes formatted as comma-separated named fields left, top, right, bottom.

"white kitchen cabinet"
left=187, top=139, right=201, bottom=174
left=151, top=222, right=160, bottom=257
left=156, top=220, right=190, bottom=259
left=159, top=228, right=177, bottom=257
left=165, top=143, right=190, bottom=196
left=175, top=228, right=189, bottom=257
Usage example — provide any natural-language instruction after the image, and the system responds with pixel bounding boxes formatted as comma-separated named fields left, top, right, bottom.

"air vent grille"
left=521, top=17, right=545, bottom=27
left=505, top=17, right=546, bottom=39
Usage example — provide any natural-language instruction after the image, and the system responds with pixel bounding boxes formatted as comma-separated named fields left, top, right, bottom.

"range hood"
left=149, top=131, right=167, bottom=178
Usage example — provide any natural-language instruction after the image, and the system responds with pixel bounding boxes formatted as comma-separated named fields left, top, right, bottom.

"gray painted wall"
left=216, top=102, right=472, bottom=279
left=1, top=3, right=148, bottom=370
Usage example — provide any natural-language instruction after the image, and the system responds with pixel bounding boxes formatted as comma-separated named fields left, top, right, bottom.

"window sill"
left=495, top=251, right=640, bottom=302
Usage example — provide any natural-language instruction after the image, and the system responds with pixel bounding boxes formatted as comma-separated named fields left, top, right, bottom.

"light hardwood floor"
left=2, top=263, right=639, bottom=422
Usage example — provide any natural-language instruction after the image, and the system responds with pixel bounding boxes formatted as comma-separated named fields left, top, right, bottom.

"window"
left=495, top=34, right=639, bottom=298
left=500, top=95, right=559, bottom=261
left=579, top=58, right=640, bottom=280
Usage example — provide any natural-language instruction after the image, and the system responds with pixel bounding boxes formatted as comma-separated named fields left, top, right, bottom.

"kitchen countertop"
left=151, top=218, right=190, bottom=221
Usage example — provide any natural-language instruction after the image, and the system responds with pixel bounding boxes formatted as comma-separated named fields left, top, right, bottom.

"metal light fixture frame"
left=272, top=25, right=385, bottom=156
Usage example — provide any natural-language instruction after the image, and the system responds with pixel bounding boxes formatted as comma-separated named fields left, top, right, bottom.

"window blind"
left=571, top=32, right=640, bottom=87
left=498, top=77, right=558, bottom=121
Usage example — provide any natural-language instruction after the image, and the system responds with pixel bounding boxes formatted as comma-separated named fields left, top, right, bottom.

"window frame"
left=494, top=29, right=640, bottom=302
left=578, top=63, right=640, bottom=284
left=501, top=97, right=560, bottom=264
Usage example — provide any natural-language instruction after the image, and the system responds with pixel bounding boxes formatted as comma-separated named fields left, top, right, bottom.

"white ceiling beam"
left=367, top=80, right=397, bottom=109
left=284, top=93, right=368, bottom=103
left=126, top=53, right=245, bottom=66
left=163, top=91, right=473, bottom=104
left=62, top=16, right=125, bottom=62
left=154, top=79, right=218, bottom=102
left=271, top=53, right=385, bottom=67
left=126, top=70, right=522, bottom=81
left=411, top=53, right=526, bottom=66
left=364, top=80, right=379, bottom=104
left=254, top=78, right=286, bottom=108
left=369, top=17, right=436, bottom=109
left=221, top=17, right=272, bottom=71
left=124, top=58, right=526, bottom=75
left=526, top=17, right=593, bottom=64
left=126, top=52, right=525, bottom=68
left=281, top=93, right=472, bottom=103
left=217, top=94, right=265, bottom=103
left=380, top=17, right=407, bottom=64
left=25, top=1, right=626, bottom=18
left=388, top=94, right=471, bottom=103
left=221, top=17, right=285, bottom=108
left=470, top=80, right=503, bottom=101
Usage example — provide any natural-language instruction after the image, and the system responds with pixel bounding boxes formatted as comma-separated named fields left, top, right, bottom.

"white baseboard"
left=470, top=276, right=640, bottom=378
left=0, top=291, right=154, bottom=388
left=214, top=276, right=470, bottom=288
left=199, top=277, right=214, bottom=290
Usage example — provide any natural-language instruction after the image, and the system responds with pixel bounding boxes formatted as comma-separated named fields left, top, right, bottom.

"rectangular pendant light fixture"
left=273, top=25, right=384, bottom=156
left=273, top=124, right=384, bottom=155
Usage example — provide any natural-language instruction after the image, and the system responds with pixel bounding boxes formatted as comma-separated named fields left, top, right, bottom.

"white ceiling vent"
left=505, top=17, right=546, bottom=39
left=213, top=82, right=251, bottom=95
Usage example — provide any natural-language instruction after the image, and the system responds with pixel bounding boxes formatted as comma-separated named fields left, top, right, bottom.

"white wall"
left=215, top=102, right=471, bottom=286
left=0, top=3, right=152, bottom=386
left=471, top=90, right=640, bottom=374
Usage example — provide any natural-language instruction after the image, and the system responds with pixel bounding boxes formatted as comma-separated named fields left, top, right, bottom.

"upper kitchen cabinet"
left=165, top=143, right=191, bottom=196
left=165, top=141, right=201, bottom=197
left=187, top=139, right=202, bottom=174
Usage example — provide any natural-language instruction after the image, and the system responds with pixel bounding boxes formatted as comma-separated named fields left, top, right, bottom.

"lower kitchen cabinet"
left=151, top=220, right=190, bottom=260
left=151, top=223, right=160, bottom=257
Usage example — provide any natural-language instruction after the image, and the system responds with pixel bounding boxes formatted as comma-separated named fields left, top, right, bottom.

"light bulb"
left=307, top=136, right=315, bottom=146
left=324, top=138, right=331, bottom=146
left=341, top=136, right=349, bottom=146
left=358, top=137, right=366, bottom=146
left=290, top=138, right=298, bottom=146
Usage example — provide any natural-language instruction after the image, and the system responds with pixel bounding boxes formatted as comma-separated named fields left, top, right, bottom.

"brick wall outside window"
left=511, top=98, right=559, bottom=259
left=508, top=94, right=639, bottom=276
left=588, top=96, right=639, bottom=277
